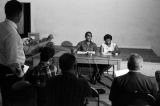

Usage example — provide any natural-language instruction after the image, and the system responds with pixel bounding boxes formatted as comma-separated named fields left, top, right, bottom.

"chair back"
left=113, top=90, right=156, bottom=106
left=85, top=87, right=100, bottom=106
left=155, top=70, right=160, bottom=83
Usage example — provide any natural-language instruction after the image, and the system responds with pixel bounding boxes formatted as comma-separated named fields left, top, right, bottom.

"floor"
left=0, top=48, right=160, bottom=106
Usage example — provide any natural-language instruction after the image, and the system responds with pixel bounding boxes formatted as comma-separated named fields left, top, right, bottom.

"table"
left=54, top=51, right=122, bottom=76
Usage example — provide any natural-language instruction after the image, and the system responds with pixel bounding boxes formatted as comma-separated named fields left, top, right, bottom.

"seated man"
left=109, top=53, right=158, bottom=106
left=74, top=31, right=97, bottom=54
left=98, top=34, right=120, bottom=80
left=25, top=47, right=56, bottom=106
left=74, top=31, right=98, bottom=84
left=46, top=53, right=91, bottom=106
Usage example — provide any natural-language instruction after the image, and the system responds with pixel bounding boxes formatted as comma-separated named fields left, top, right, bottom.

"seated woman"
left=98, top=34, right=120, bottom=81
left=100, top=34, right=119, bottom=55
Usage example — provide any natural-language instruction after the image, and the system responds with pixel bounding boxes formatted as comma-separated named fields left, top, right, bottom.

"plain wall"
left=0, top=0, right=160, bottom=50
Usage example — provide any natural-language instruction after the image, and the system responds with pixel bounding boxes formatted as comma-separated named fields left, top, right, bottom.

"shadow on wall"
left=150, top=34, right=160, bottom=57
left=61, top=41, right=73, bottom=48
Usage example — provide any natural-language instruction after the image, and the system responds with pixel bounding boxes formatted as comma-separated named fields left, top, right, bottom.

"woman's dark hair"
left=40, top=47, right=55, bottom=62
left=59, top=53, right=76, bottom=72
left=5, top=0, right=22, bottom=19
left=104, top=34, right=112, bottom=41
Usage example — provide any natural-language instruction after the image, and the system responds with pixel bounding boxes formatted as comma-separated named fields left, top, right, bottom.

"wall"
left=1, top=0, right=160, bottom=49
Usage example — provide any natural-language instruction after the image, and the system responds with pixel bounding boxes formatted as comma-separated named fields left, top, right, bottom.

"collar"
left=84, top=40, right=93, bottom=44
left=129, top=70, right=141, bottom=73
left=5, top=19, right=17, bottom=29
left=39, top=61, right=50, bottom=66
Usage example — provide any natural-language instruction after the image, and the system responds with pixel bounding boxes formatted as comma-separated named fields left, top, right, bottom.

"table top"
left=54, top=51, right=122, bottom=61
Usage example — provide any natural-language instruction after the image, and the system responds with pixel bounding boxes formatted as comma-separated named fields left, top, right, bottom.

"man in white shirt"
left=0, top=0, right=25, bottom=78
left=0, top=0, right=26, bottom=105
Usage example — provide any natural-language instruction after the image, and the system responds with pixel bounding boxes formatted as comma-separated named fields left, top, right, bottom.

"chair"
left=103, top=64, right=115, bottom=78
left=85, top=87, right=100, bottom=106
left=155, top=70, right=160, bottom=83
left=112, top=90, right=156, bottom=106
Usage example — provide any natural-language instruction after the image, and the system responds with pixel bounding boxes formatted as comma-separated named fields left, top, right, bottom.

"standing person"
left=0, top=0, right=26, bottom=105
left=46, top=53, right=91, bottom=106
left=109, top=53, right=158, bottom=106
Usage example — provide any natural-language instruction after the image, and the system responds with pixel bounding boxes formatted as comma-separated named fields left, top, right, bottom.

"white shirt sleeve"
left=5, top=32, right=18, bottom=65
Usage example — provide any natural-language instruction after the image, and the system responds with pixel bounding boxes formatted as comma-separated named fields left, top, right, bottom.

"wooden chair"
left=85, top=87, right=100, bottom=106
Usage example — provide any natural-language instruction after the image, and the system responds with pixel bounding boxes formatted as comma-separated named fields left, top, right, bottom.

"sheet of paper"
left=23, top=65, right=29, bottom=73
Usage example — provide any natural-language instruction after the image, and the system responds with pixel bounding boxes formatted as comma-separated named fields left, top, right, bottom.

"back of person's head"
left=5, top=0, right=22, bottom=19
left=104, top=34, right=112, bottom=41
left=85, top=31, right=92, bottom=38
left=45, top=42, right=55, bottom=49
left=127, top=53, right=143, bottom=71
left=59, top=53, right=76, bottom=73
left=40, top=47, right=55, bottom=62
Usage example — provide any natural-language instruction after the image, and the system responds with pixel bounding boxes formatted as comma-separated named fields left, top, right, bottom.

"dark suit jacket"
left=109, top=71, right=158, bottom=104
left=46, top=72, right=91, bottom=106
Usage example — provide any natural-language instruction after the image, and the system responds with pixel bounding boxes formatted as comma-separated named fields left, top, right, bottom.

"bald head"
left=127, top=53, right=143, bottom=71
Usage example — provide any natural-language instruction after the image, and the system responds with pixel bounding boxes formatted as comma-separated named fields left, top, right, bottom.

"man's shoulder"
left=78, top=40, right=85, bottom=44
left=90, top=41, right=97, bottom=46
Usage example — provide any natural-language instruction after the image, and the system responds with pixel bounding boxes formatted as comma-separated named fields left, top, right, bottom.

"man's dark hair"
left=40, top=47, right=55, bottom=62
left=5, top=0, right=22, bottom=19
left=46, top=42, right=55, bottom=49
left=85, top=31, right=92, bottom=38
left=127, top=53, right=143, bottom=70
left=59, top=53, right=76, bottom=72
left=104, top=34, right=112, bottom=41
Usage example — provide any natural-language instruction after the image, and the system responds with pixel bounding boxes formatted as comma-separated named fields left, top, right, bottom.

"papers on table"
left=114, top=69, right=129, bottom=77
left=77, top=51, right=95, bottom=54
left=23, top=65, right=29, bottom=74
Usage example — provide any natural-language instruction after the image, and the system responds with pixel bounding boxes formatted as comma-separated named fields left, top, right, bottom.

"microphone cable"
left=91, top=54, right=101, bottom=81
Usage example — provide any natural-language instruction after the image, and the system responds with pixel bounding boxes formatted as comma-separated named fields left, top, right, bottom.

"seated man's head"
left=85, top=31, right=92, bottom=42
left=40, top=47, right=55, bottom=63
left=46, top=41, right=55, bottom=49
left=59, top=53, right=76, bottom=74
left=127, top=53, right=143, bottom=71
left=5, top=0, right=22, bottom=23
left=104, top=34, right=112, bottom=45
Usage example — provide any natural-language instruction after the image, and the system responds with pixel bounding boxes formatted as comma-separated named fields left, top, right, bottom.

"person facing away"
left=109, top=53, right=158, bottom=106
left=74, top=31, right=97, bottom=54
left=0, top=0, right=25, bottom=78
left=0, top=0, right=26, bottom=105
left=46, top=53, right=91, bottom=106
left=25, top=47, right=56, bottom=106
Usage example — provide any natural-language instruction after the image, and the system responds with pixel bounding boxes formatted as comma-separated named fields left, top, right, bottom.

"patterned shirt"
left=76, top=40, right=97, bottom=52
left=25, top=62, right=53, bottom=87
